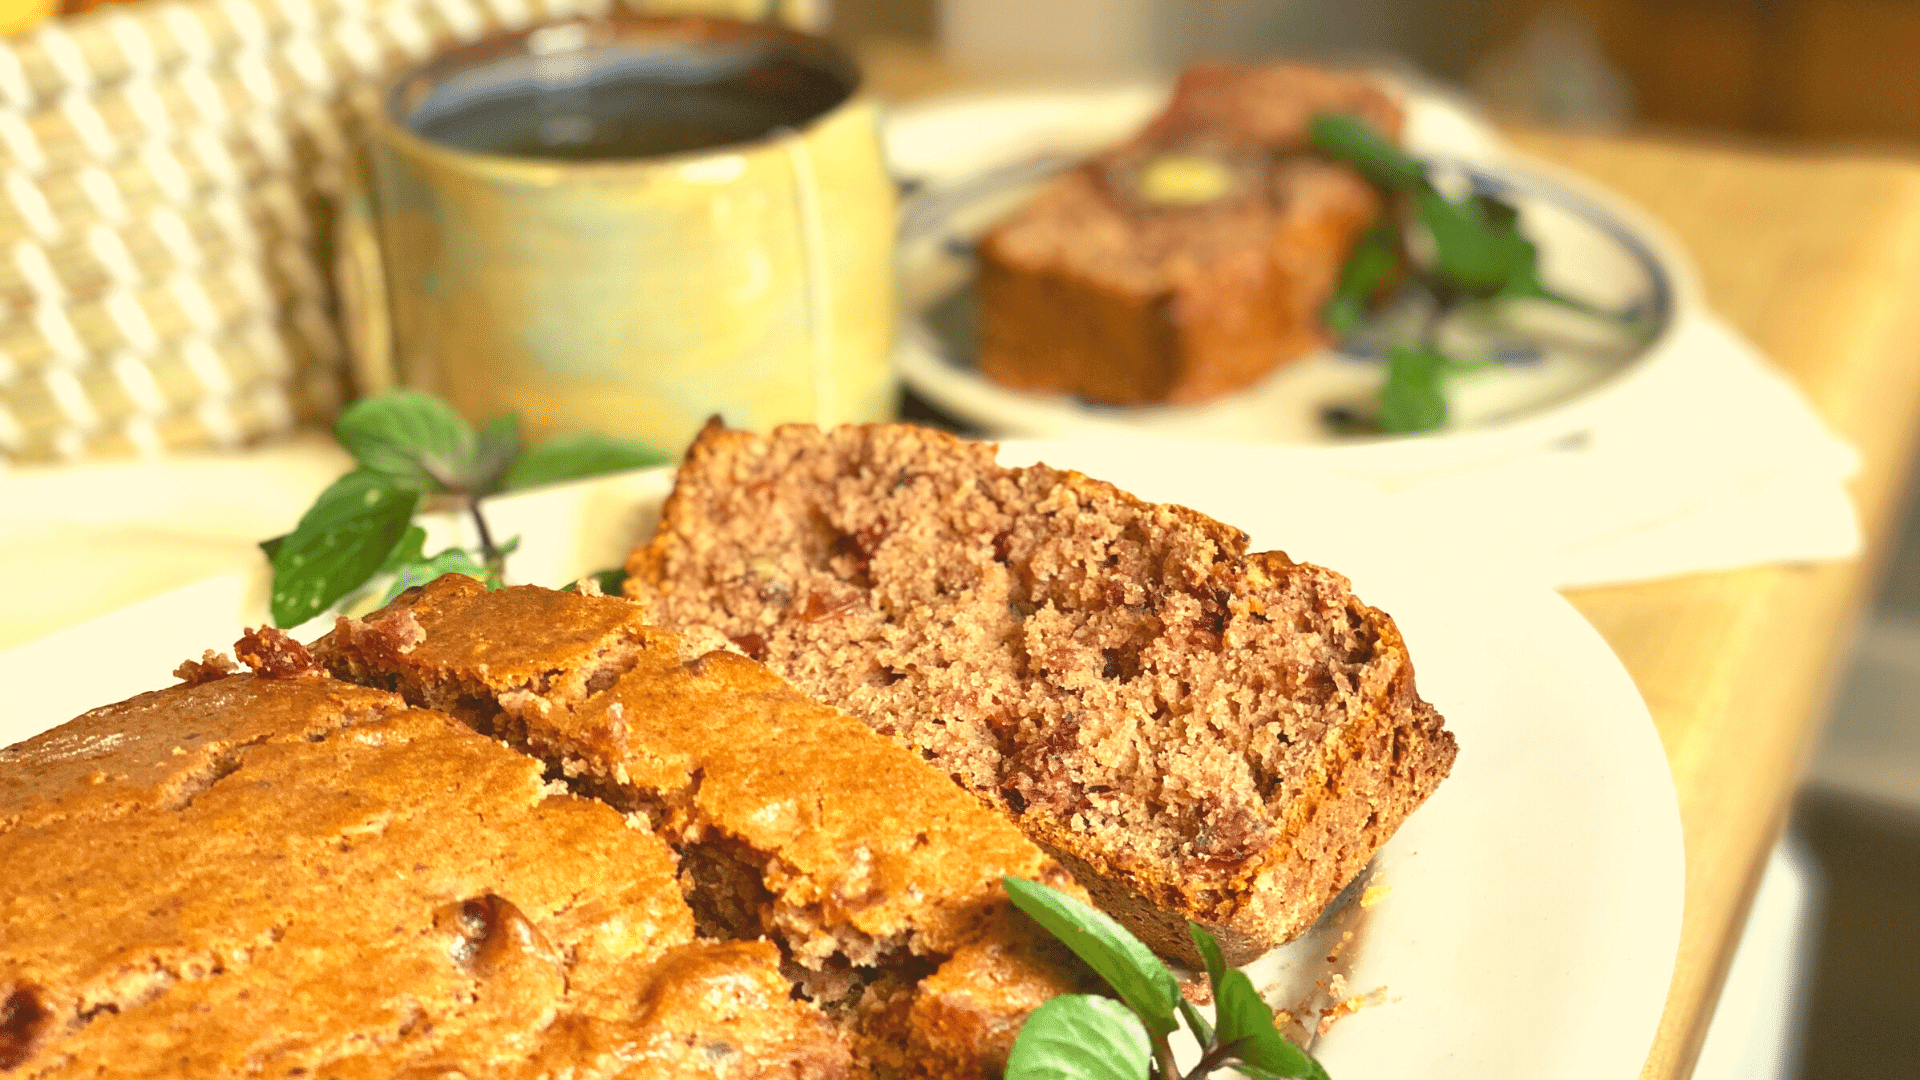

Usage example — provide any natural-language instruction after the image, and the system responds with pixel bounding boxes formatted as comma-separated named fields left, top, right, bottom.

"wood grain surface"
left=1511, top=129, right=1920, bottom=1080
left=858, top=43, right=1920, bottom=1077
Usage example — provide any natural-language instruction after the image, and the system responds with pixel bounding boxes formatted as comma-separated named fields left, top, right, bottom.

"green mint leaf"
left=1379, top=345, right=1449, bottom=434
left=1496, top=261, right=1628, bottom=324
left=269, top=470, right=419, bottom=628
left=1176, top=922, right=1229, bottom=1047
left=1003, top=877, right=1180, bottom=1039
left=1189, top=924, right=1230, bottom=999
left=384, top=546, right=491, bottom=602
left=1006, top=995, right=1152, bottom=1080
left=259, top=534, right=285, bottom=562
left=470, top=409, right=524, bottom=496
left=561, top=567, right=628, bottom=594
left=334, top=390, right=476, bottom=494
left=378, top=525, right=428, bottom=573
left=1177, top=997, right=1214, bottom=1048
left=1474, top=191, right=1520, bottom=231
left=1417, top=187, right=1535, bottom=297
left=1216, top=970, right=1329, bottom=1080
left=1323, top=222, right=1399, bottom=336
left=499, top=432, right=670, bottom=492
left=1310, top=113, right=1424, bottom=190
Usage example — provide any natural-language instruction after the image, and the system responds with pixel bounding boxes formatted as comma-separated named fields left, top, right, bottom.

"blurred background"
left=0, top=0, right=1912, bottom=1077
left=840, top=0, right=1920, bottom=146
left=839, top=0, right=1920, bottom=148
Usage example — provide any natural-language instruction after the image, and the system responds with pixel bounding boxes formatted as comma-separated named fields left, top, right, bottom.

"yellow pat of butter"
left=1138, top=153, right=1235, bottom=206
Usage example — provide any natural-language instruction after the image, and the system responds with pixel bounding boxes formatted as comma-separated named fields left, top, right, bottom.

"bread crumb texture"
left=627, top=421, right=1458, bottom=965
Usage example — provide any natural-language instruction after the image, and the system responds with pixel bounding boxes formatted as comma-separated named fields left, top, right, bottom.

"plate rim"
left=885, top=85, right=1708, bottom=472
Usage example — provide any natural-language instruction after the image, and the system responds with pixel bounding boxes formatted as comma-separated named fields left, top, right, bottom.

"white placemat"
left=1352, top=310, right=1861, bottom=588
left=886, top=82, right=1862, bottom=590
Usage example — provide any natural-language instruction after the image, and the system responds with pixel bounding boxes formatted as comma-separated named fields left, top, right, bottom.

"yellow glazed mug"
left=343, top=14, right=896, bottom=452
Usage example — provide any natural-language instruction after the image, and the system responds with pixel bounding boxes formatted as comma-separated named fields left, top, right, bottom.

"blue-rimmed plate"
left=886, top=85, right=1698, bottom=471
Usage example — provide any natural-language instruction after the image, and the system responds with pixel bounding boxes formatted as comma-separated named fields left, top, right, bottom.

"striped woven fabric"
left=0, top=0, right=814, bottom=463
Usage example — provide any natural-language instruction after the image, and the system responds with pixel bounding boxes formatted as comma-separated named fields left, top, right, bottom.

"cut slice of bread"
left=626, top=420, right=1458, bottom=966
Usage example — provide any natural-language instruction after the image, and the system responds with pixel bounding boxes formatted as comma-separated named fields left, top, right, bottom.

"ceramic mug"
left=341, top=14, right=897, bottom=453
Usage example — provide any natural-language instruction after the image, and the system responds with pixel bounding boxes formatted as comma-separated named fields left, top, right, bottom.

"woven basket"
left=0, top=0, right=823, bottom=463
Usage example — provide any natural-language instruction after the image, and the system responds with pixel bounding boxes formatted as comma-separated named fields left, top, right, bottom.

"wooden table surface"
left=860, top=44, right=1920, bottom=1080
left=1513, top=129, right=1920, bottom=1080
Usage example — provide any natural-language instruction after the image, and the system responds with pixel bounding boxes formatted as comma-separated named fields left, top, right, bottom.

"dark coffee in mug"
left=399, top=28, right=854, bottom=161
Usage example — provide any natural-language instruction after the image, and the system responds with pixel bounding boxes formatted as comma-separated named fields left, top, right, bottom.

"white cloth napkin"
left=1354, top=311, right=1861, bottom=589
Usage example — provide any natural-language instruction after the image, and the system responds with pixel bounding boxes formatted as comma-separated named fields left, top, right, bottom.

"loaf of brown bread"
left=314, top=576, right=1092, bottom=1079
left=626, top=421, right=1458, bottom=967
left=0, top=634, right=848, bottom=1079
left=977, top=62, right=1402, bottom=405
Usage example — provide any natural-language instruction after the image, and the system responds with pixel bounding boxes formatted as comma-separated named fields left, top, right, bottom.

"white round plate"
left=886, top=86, right=1703, bottom=472
left=0, top=447, right=1682, bottom=1080
left=997, top=439, right=1683, bottom=1080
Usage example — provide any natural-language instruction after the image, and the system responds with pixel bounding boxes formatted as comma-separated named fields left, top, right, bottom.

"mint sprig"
left=260, top=391, right=668, bottom=628
left=1378, top=345, right=1450, bottom=434
left=265, top=470, right=419, bottom=627
left=1004, top=877, right=1329, bottom=1080
left=1322, top=222, right=1398, bottom=338
left=500, top=431, right=671, bottom=491
left=1006, top=996, right=1154, bottom=1080
left=1312, top=113, right=1635, bottom=434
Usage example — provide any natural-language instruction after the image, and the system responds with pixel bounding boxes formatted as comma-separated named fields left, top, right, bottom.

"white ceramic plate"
left=0, top=447, right=1682, bottom=1080
left=885, top=87, right=1702, bottom=472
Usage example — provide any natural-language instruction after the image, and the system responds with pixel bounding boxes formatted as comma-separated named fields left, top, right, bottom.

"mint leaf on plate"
left=1310, top=114, right=1424, bottom=190
left=1190, top=923, right=1230, bottom=993
left=1379, top=345, right=1450, bottom=434
left=1003, top=876, right=1181, bottom=1039
left=1216, top=969, right=1329, bottom=1080
left=500, top=431, right=670, bottom=492
left=1323, top=222, right=1400, bottom=336
left=1006, top=995, right=1152, bottom=1080
left=562, top=567, right=628, bottom=594
left=269, top=470, right=418, bottom=627
left=335, top=390, right=476, bottom=493
left=1416, top=186, right=1537, bottom=297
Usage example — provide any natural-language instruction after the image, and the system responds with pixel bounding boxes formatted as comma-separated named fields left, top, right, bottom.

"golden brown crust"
left=0, top=672, right=406, bottom=834
left=625, top=421, right=1458, bottom=966
left=1, top=675, right=847, bottom=1079
left=316, top=575, right=1086, bottom=1078
left=976, top=63, right=1400, bottom=406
